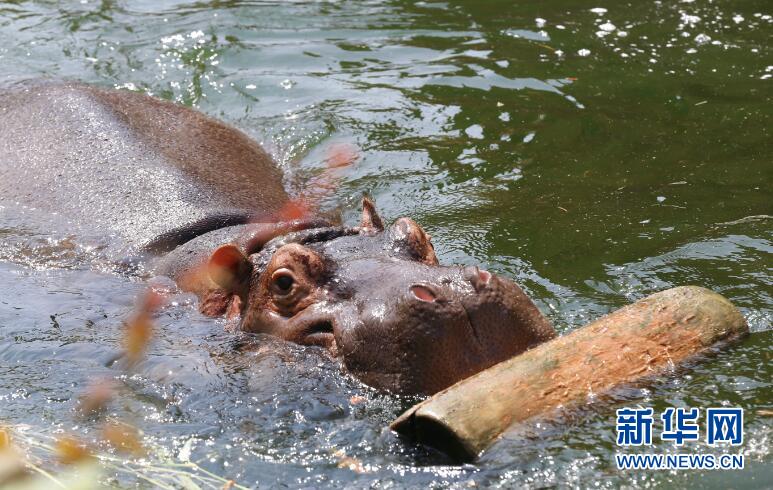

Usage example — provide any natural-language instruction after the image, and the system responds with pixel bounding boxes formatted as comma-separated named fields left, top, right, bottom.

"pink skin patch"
left=478, top=269, right=491, bottom=285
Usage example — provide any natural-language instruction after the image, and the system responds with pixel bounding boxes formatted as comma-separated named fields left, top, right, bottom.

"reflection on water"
left=0, top=0, right=770, bottom=487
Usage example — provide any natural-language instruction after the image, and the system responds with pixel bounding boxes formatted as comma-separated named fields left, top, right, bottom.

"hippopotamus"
left=0, top=82, right=556, bottom=395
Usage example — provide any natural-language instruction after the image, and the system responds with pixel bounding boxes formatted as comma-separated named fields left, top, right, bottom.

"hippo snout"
left=335, top=262, right=556, bottom=395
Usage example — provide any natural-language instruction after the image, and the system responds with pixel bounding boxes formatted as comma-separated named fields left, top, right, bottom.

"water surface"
left=0, top=1, right=770, bottom=488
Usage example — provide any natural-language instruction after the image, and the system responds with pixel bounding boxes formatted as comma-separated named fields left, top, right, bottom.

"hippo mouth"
left=461, top=304, right=485, bottom=350
left=301, top=320, right=336, bottom=350
left=288, top=312, right=337, bottom=353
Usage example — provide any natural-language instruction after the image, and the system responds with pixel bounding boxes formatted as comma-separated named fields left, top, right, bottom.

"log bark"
left=390, top=286, right=748, bottom=461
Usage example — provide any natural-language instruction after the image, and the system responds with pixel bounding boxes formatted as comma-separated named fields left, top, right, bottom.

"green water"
left=0, top=1, right=770, bottom=488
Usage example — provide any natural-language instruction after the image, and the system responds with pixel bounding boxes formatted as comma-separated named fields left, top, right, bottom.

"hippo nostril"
left=410, top=285, right=437, bottom=302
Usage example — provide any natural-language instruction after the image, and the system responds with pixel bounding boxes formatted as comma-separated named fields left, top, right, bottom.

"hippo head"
left=207, top=199, right=555, bottom=395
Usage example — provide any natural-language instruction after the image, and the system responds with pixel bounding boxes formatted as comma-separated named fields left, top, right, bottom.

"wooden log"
left=390, top=286, right=748, bottom=461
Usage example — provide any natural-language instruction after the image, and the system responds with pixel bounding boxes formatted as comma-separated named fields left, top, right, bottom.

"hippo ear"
left=360, top=197, right=384, bottom=231
left=208, top=244, right=253, bottom=294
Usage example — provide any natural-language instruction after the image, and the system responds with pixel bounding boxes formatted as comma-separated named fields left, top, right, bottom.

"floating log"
left=391, top=286, right=748, bottom=461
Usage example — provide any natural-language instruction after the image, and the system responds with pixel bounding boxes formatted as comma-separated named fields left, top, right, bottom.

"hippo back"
left=0, top=82, right=288, bottom=254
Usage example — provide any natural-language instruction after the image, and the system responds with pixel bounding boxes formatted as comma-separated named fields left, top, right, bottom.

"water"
left=0, top=0, right=771, bottom=487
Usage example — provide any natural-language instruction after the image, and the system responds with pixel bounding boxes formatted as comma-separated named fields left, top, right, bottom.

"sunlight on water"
left=0, top=0, right=770, bottom=488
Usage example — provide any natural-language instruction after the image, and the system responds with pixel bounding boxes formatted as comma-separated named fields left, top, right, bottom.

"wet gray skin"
left=0, top=81, right=287, bottom=255
left=0, top=81, right=554, bottom=396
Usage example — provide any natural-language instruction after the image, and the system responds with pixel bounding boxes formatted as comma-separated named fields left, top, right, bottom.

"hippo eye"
left=271, top=269, right=295, bottom=294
